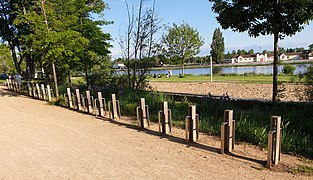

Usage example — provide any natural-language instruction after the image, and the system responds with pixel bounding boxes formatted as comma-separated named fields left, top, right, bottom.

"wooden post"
left=66, top=88, right=73, bottom=108
left=158, top=101, right=171, bottom=134
left=267, top=131, right=274, bottom=168
left=185, top=105, right=199, bottom=142
left=86, top=90, right=92, bottom=113
left=47, top=85, right=52, bottom=102
left=36, top=84, right=41, bottom=99
left=76, top=89, right=82, bottom=111
left=267, top=116, right=282, bottom=168
left=41, top=84, right=46, bottom=100
left=111, top=94, right=118, bottom=119
left=225, top=110, right=234, bottom=152
left=31, top=83, right=36, bottom=98
left=136, top=98, right=149, bottom=128
left=27, top=81, right=32, bottom=96
left=6, top=79, right=10, bottom=90
left=98, top=92, right=104, bottom=116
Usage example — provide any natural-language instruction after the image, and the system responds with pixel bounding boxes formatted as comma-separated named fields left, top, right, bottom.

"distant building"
left=224, top=51, right=307, bottom=64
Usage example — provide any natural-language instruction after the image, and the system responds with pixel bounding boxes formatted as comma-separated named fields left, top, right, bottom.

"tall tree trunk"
left=272, top=32, right=279, bottom=104
left=52, top=63, right=59, bottom=100
left=41, top=0, right=59, bottom=100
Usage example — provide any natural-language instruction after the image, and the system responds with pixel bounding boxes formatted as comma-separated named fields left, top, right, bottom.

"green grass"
left=95, top=90, right=313, bottom=159
left=0, top=79, right=5, bottom=83
left=149, top=74, right=304, bottom=84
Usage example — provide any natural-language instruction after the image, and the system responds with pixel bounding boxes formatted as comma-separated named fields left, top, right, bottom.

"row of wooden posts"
left=5, top=80, right=282, bottom=169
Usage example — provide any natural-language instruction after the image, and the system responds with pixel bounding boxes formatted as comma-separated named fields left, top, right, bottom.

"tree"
left=162, top=22, right=204, bottom=76
left=0, top=0, right=111, bottom=90
left=309, top=44, right=313, bottom=51
left=209, top=0, right=313, bottom=103
left=210, top=28, right=225, bottom=63
left=0, top=43, right=14, bottom=74
left=119, top=0, right=161, bottom=90
left=248, top=49, right=254, bottom=54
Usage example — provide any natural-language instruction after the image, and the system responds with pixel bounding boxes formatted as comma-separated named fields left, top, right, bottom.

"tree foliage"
left=0, top=0, right=111, bottom=86
left=209, top=0, right=313, bottom=103
left=0, top=44, right=14, bottom=74
left=210, top=28, right=224, bottom=63
left=162, top=22, right=204, bottom=76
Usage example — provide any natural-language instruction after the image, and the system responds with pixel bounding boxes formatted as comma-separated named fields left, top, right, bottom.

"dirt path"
left=0, top=86, right=311, bottom=179
left=149, top=81, right=306, bottom=102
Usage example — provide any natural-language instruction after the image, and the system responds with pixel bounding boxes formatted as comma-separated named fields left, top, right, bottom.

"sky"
left=102, top=0, right=313, bottom=59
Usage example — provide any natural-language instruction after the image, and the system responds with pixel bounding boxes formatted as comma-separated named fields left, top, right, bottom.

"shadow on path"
left=97, top=116, right=266, bottom=167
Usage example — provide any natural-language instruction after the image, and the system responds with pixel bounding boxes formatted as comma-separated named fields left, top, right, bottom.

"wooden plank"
left=98, top=92, right=104, bottom=116
left=76, top=89, right=82, bottom=110
left=47, top=85, right=52, bottom=102
left=86, top=90, right=92, bottom=112
left=67, top=88, right=73, bottom=108
left=41, top=84, right=46, bottom=100
left=111, top=94, right=118, bottom=120
left=267, top=131, right=274, bottom=168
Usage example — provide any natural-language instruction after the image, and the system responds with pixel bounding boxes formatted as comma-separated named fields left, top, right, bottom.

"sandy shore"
left=1, top=86, right=312, bottom=179
left=149, top=81, right=306, bottom=102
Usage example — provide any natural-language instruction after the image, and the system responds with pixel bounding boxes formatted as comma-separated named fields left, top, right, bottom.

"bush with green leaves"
left=282, top=64, right=296, bottom=74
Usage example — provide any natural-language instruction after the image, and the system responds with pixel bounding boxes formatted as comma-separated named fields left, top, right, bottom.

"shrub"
left=282, top=64, right=296, bottom=74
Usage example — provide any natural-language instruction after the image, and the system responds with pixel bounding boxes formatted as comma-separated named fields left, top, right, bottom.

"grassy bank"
left=148, top=74, right=304, bottom=84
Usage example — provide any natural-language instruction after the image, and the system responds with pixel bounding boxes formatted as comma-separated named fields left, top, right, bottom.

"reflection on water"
left=149, top=64, right=310, bottom=76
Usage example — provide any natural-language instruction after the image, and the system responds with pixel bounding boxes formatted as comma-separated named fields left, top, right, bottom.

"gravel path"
left=0, top=86, right=311, bottom=179
left=149, top=82, right=306, bottom=102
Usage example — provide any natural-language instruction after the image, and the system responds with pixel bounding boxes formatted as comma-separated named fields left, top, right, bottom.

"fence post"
left=136, top=98, right=150, bottom=128
left=185, top=105, right=199, bottom=142
left=108, top=94, right=121, bottom=120
left=267, top=116, right=282, bottom=168
left=158, top=101, right=172, bottom=134
left=27, top=81, right=32, bottom=96
left=41, top=84, right=46, bottom=100
left=221, top=110, right=235, bottom=154
left=47, top=85, right=52, bottom=102
left=66, top=88, right=73, bottom=108
left=75, top=89, right=82, bottom=111
left=36, top=84, right=41, bottom=99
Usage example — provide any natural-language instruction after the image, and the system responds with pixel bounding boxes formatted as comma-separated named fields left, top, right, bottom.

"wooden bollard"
left=75, top=89, right=82, bottom=111
left=108, top=94, right=121, bottom=120
left=95, top=92, right=106, bottom=117
left=31, top=83, right=36, bottom=98
left=158, top=101, right=172, bottom=134
left=66, top=88, right=73, bottom=108
left=267, top=116, right=282, bottom=169
left=86, top=90, right=92, bottom=113
left=136, top=98, right=150, bottom=128
left=221, top=110, right=235, bottom=154
left=47, top=85, right=52, bottom=102
left=185, top=105, right=199, bottom=142
left=41, top=84, right=46, bottom=100
left=27, top=81, right=32, bottom=96
left=6, top=79, right=10, bottom=90
left=36, top=84, right=41, bottom=99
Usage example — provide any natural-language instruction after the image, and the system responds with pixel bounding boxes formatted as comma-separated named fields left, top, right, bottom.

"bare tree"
left=119, top=0, right=161, bottom=90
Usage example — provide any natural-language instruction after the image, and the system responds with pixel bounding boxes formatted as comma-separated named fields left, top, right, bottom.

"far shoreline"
left=150, top=59, right=313, bottom=70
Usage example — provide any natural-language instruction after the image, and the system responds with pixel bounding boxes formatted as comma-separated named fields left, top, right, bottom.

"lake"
left=149, top=64, right=310, bottom=75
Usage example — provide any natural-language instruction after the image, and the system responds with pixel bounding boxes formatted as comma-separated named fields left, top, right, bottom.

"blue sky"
left=102, top=0, right=313, bottom=59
